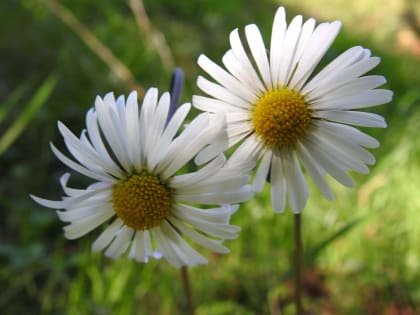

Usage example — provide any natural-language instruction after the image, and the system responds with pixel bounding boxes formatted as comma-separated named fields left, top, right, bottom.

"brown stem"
left=294, top=213, right=303, bottom=315
left=180, top=266, right=195, bottom=315
left=44, top=0, right=144, bottom=96
left=128, top=0, right=174, bottom=69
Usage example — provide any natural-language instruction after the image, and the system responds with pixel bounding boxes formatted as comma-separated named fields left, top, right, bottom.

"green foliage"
left=1, top=0, right=419, bottom=314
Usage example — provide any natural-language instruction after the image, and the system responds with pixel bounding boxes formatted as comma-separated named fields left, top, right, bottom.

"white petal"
left=225, top=111, right=252, bottom=123
left=59, top=173, right=85, bottom=197
left=125, top=91, right=142, bottom=170
left=92, top=218, right=124, bottom=252
left=270, top=6, right=287, bottom=86
left=79, top=132, right=125, bottom=178
left=142, top=230, right=154, bottom=260
left=172, top=204, right=233, bottom=224
left=160, top=221, right=208, bottom=267
left=209, top=158, right=255, bottom=181
left=158, top=113, right=211, bottom=178
left=176, top=185, right=253, bottom=205
left=289, top=17, right=316, bottom=83
left=139, top=88, right=159, bottom=161
left=176, top=174, right=250, bottom=196
left=57, top=122, right=112, bottom=176
left=252, top=150, right=272, bottom=192
left=305, top=56, right=381, bottom=99
left=311, top=132, right=370, bottom=174
left=277, top=15, right=303, bottom=85
left=31, top=185, right=111, bottom=210
left=312, top=89, right=393, bottom=110
left=315, top=110, right=387, bottom=128
left=194, top=138, right=228, bottom=166
left=85, top=109, right=125, bottom=178
left=226, top=129, right=254, bottom=150
left=289, top=21, right=342, bottom=90
left=198, top=54, right=257, bottom=102
left=105, top=226, right=134, bottom=259
left=302, top=137, right=354, bottom=187
left=65, top=190, right=110, bottom=211
left=129, top=231, right=146, bottom=262
left=161, top=102, right=191, bottom=141
left=152, top=227, right=183, bottom=268
left=314, top=122, right=377, bottom=165
left=193, top=95, right=248, bottom=113
left=172, top=206, right=240, bottom=239
left=229, top=29, right=266, bottom=92
left=103, top=92, right=116, bottom=109
left=194, top=113, right=229, bottom=165
left=197, top=76, right=251, bottom=109
left=63, top=209, right=114, bottom=240
left=227, top=134, right=263, bottom=167
left=270, top=154, right=287, bottom=213
left=145, top=92, right=170, bottom=169
left=245, top=24, right=272, bottom=88
left=95, top=96, right=132, bottom=172
left=56, top=202, right=113, bottom=222
left=315, top=121, right=380, bottom=148
left=149, top=102, right=191, bottom=171
left=225, top=121, right=254, bottom=138
left=50, top=143, right=114, bottom=182
left=306, top=75, right=387, bottom=103
left=49, top=173, right=90, bottom=198
left=301, top=46, right=366, bottom=95
left=30, top=195, right=69, bottom=209
left=222, top=49, right=265, bottom=94
left=171, top=155, right=226, bottom=189
left=160, top=113, right=226, bottom=179
left=298, top=143, right=334, bottom=200
left=169, top=216, right=230, bottom=253
left=283, top=151, right=309, bottom=213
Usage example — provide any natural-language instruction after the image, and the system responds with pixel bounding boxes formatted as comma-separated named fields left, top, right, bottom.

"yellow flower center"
left=252, top=88, right=312, bottom=149
left=111, top=173, right=172, bottom=230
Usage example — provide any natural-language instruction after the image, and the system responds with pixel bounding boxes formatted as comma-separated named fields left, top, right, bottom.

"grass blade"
left=0, top=74, right=58, bottom=155
left=0, top=85, right=28, bottom=124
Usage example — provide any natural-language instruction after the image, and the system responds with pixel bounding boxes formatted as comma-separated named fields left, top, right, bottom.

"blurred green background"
left=1, top=0, right=420, bottom=314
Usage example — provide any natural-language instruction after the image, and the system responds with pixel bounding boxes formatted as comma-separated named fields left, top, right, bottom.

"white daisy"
left=31, top=88, right=253, bottom=268
left=193, top=6, right=393, bottom=213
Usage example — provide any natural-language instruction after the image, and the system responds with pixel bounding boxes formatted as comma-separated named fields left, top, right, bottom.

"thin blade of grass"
left=304, top=217, right=363, bottom=264
left=280, top=217, right=363, bottom=281
left=0, top=85, right=28, bottom=124
left=0, top=74, right=58, bottom=155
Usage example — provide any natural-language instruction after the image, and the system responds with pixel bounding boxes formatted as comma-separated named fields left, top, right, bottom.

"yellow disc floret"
left=252, top=88, right=312, bottom=149
left=111, top=173, right=172, bottom=230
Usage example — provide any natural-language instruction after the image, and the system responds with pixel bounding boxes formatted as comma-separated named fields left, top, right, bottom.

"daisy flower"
left=193, top=6, right=393, bottom=213
left=31, top=88, right=253, bottom=268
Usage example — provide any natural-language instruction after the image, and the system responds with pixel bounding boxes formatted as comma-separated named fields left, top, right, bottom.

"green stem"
left=180, top=266, right=195, bottom=315
left=294, top=213, right=303, bottom=315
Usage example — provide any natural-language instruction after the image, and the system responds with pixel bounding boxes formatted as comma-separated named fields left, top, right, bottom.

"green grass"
left=1, top=1, right=420, bottom=314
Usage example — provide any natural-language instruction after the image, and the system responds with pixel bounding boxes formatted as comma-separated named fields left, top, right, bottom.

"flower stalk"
left=294, top=213, right=303, bottom=315
left=180, top=266, right=196, bottom=315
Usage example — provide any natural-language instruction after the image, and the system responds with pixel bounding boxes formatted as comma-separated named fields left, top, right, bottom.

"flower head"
left=31, top=88, right=253, bottom=268
left=193, top=7, right=393, bottom=213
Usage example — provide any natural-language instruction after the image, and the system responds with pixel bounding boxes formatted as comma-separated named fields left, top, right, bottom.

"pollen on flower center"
left=251, top=88, right=312, bottom=149
left=111, top=173, right=172, bottom=231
